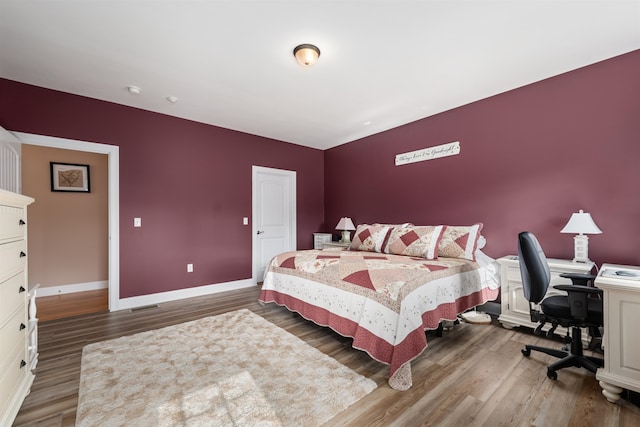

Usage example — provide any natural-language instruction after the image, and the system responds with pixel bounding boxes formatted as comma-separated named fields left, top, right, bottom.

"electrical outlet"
left=187, top=263, right=193, bottom=273
left=134, top=217, right=142, bottom=227
left=243, top=217, right=249, bottom=225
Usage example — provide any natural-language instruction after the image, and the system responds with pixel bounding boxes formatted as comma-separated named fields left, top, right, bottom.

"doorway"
left=22, top=144, right=109, bottom=320
left=13, top=131, right=120, bottom=312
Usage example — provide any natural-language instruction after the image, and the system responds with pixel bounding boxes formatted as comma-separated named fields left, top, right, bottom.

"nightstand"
left=497, top=256, right=594, bottom=337
left=313, top=233, right=332, bottom=250
left=322, top=241, right=350, bottom=250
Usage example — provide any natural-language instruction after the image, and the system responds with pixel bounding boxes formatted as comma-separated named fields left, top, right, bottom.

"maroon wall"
left=325, top=50, right=640, bottom=268
left=0, top=79, right=324, bottom=297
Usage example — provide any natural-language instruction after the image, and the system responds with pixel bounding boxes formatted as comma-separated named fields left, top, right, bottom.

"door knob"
left=257, top=230, right=265, bottom=235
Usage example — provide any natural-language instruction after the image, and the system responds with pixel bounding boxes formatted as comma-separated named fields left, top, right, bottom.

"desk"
left=595, top=264, right=640, bottom=403
left=497, top=256, right=594, bottom=339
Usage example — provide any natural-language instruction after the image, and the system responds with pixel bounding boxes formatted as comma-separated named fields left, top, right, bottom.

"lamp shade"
left=335, top=217, right=355, bottom=231
left=560, top=210, right=602, bottom=235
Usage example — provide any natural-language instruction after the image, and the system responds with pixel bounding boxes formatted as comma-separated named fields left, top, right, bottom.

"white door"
left=252, top=166, right=296, bottom=283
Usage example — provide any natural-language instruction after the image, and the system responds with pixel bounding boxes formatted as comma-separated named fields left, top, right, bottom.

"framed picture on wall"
left=50, top=162, right=91, bottom=193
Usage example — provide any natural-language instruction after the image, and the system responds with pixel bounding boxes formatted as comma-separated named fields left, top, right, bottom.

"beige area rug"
left=76, top=309, right=376, bottom=426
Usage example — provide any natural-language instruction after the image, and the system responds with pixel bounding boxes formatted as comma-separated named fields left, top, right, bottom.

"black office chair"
left=517, top=231, right=603, bottom=380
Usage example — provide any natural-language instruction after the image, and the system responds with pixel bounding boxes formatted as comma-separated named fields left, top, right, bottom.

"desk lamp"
left=335, top=217, right=356, bottom=244
left=560, top=209, right=602, bottom=263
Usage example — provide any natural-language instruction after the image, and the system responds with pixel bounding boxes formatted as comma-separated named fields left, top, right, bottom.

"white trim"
left=115, top=279, right=255, bottom=311
left=36, top=280, right=109, bottom=297
left=251, top=166, right=297, bottom=284
left=12, top=131, right=121, bottom=311
left=0, top=125, right=22, bottom=193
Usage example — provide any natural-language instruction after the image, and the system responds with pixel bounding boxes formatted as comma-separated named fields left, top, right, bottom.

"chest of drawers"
left=0, top=189, right=36, bottom=426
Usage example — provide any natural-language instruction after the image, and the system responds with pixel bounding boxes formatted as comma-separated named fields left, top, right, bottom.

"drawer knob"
left=19, top=219, right=26, bottom=225
left=20, top=323, right=26, bottom=331
left=20, top=251, right=27, bottom=258
left=19, top=286, right=26, bottom=293
left=20, top=360, right=27, bottom=369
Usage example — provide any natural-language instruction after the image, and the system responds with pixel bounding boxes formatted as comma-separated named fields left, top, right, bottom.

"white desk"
left=595, top=264, right=640, bottom=403
left=497, top=256, right=594, bottom=338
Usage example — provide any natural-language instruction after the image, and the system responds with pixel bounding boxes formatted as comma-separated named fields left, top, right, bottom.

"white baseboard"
left=112, top=279, right=256, bottom=311
left=35, top=278, right=257, bottom=311
left=36, top=280, right=109, bottom=297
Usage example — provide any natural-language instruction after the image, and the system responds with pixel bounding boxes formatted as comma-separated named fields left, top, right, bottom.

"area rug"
left=76, top=309, right=377, bottom=426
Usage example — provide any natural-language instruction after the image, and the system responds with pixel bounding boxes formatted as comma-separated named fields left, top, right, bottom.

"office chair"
left=517, top=231, right=603, bottom=380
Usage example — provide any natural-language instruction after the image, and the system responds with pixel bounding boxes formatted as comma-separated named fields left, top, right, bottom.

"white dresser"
left=0, top=189, right=36, bottom=426
left=497, top=256, right=594, bottom=336
left=595, top=264, right=640, bottom=403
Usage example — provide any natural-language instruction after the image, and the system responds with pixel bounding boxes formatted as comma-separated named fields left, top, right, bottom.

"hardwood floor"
left=36, top=289, right=109, bottom=322
left=13, top=286, right=640, bottom=426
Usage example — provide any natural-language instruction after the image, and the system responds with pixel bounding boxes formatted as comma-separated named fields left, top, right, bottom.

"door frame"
left=251, top=165, right=296, bottom=283
left=13, top=131, right=120, bottom=311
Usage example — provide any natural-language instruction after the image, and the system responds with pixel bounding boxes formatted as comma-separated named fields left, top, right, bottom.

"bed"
left=258, top=223, right=500, bottom=390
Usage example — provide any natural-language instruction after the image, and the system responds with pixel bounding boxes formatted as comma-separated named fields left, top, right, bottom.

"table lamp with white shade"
left=335, top=217, right=356, bottom=243
left=560, top=209, right=602, bottom=263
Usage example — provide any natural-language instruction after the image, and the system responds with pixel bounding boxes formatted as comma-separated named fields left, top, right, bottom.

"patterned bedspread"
left=258, top=249, right=500, bottom=390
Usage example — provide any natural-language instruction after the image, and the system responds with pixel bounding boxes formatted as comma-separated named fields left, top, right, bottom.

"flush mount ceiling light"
left=293, top=44, right=321, bottom=67
left=127, top=85, right=141, bottom=95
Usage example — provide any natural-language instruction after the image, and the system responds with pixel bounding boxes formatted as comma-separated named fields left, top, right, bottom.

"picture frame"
left=50, top=162, right=91, bottom=193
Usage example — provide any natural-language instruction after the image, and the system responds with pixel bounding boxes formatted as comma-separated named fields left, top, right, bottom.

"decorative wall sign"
left=395, top=141, right=460, bottom=166
left=50, top=162, right=91, bottom=192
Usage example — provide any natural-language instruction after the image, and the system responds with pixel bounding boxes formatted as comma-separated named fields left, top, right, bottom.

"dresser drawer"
left=0, top=272, right=26, bottom=319
left=0, top=342, right=29, bottom=421
left=0, top=240, right=27, bottom=283
left=0, top=204, right=27, bottom=244
left=0, top=306, right=27, bottom=356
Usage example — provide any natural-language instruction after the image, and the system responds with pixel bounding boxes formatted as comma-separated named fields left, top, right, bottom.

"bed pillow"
left=349, top=224, right=395, bottom=253
left=373, top=222, right=414, bottom=228
left=437, top=223, right=483, bottom=261
left=384, top=225, right=445, bottom=259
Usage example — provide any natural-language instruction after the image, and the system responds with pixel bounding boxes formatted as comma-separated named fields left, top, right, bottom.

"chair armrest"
left=553, top=284, right=602, bottom=295
left=559, top=272, right=596, bottom=286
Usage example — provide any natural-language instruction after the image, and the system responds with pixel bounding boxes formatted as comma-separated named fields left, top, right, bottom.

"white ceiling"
left=1, top=1, right=639, bottom=150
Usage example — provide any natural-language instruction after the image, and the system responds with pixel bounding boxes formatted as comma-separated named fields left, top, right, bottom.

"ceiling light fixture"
left=127, top=85, right=141, bottom=95
left=167, top=96, right=179, bottom=103
left=293, top=44, right=321, bottom=67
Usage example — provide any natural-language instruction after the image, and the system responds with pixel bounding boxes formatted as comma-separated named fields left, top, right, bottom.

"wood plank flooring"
left=13, top=285, right=640, bottom=426
left=36, top=289, right=109, bottom=322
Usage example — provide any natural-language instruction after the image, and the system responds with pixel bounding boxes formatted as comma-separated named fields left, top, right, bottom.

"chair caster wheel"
left=547, top=369, right=557, bottom=380
left=522, top=348, right=531, bottom=357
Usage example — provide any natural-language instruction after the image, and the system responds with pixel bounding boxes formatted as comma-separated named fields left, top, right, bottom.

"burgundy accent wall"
left=325, top=50, right=640, bottom=267
left=0, top=79, right=324, bottom=298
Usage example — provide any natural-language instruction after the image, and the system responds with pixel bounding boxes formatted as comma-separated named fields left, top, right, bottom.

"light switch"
left=134, top=218, right=142, bottom=227
left=243, top=217, right=249, bottom=225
